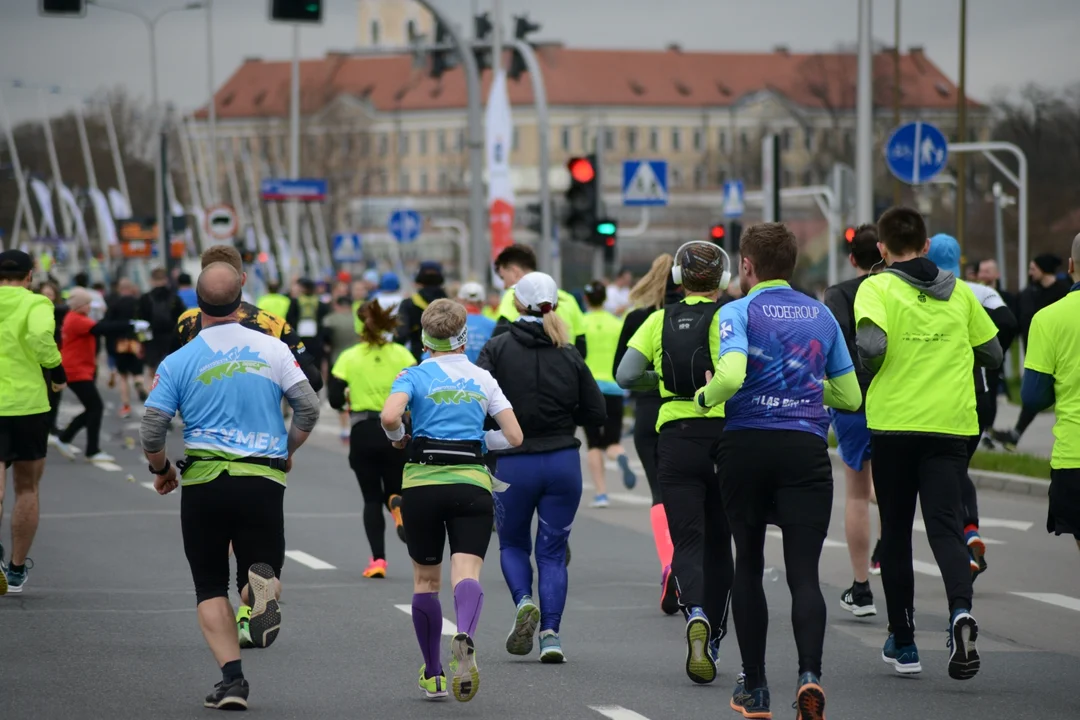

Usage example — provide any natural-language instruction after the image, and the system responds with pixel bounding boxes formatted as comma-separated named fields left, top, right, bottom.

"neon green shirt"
left=627, top=296, right=725, bottom=431
left=854, top=272, right=998, bottom=436
left=257, top=293, right=292, bottom=320
left=0, top=286, right=62, bottom=417
left=1024, top=289, right=1080, bottom=469
left=583, top=309, right=623, bottom=391
left=498, top=287, right=586, bottom=341
left=331, top=341, right=416, bottom=412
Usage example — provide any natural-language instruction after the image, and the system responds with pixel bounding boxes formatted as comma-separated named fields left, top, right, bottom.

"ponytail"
left=542, top=311, right=571, bottom=348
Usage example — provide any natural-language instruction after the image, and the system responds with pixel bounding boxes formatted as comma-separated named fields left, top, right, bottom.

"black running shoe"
left=869, top=540, right=882, bottom=576
left=840, top=582, right=877, bottom=618
left=661, top=565, right=680, bottom=616
left=565, top=544, right=571, bottom=567
left=247, top=563, right=281, bottom=649
left=204, top=678, right=249, bottom=710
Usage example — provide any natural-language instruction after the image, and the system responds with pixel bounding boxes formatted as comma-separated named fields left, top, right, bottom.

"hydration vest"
left=298, top=294, right=320, bottom=322
left=660, top=300, right=721, bottom=401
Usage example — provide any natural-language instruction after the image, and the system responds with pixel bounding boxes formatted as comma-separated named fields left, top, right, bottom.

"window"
left=692, top=128, right=703, bottom=152
left=803, top=129, right=814, bottom=153
left=456, top=129, right=465, bottom=152
left=398, top=131, right=410, bottom=156
left=626, top=127, right=638, bottom=153
left=560, top=126, right=571, bottom=151
left=399, top=171, right=410, bottom=193
left=378, top=133, right=388, bottom=157
left=739, top=131, right=748, bottom=152
left=438, top=170, right=449, bottom=192
left=437, top=130, right=446, bottom=154
left=782, top=169, right=793, bottom=187
left=693, top=165, right=707, bottom=189
left=671, top=128, right=681, bottom=152
left=604, top=128, right=615, bottom=151
left=378, top=171, right=388, bottom=194
left=581, top=127, right=590, bottom=152
left=418, top=131, right=428, bottom=156
left=716, top=168, right=728, bottom=186
left=670, top=166, right=682, bottom=188
left=419, top=171, right=428, bottom=193
left=649, top=127, right=659, bottom=151
left=718, top=129, right=728, bottom=154
left=341, top=134, right=352, bottom=156
left=370, top=20, right=380, bottom=46
left=513, top=127, right=520, bottom=152
left=406, top=20, right=416, bottom=41
left=781, top=129, right=793, bottom=152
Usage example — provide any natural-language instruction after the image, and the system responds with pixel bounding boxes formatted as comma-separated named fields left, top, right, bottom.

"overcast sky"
left=1, top=0, right=1078, bottom=124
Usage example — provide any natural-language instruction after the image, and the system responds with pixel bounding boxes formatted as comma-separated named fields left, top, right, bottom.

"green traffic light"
left=305, top=3, right=318, bottom=11
left=596, top=222, right=616, bottom=235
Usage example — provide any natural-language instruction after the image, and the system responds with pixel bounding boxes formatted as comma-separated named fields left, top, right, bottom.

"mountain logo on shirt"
left=425, top=377, right=486, bottom=405
left=196, top=346, right=270, bottom=385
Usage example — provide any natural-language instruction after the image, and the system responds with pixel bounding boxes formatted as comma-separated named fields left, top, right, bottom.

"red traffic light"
left=568, top=157, right=595, bottom=184
left=844, top=227, right=856, bottom=242
left=605, top=236, right=616, bottom=247
left=710, top=224, right=725, bottom=241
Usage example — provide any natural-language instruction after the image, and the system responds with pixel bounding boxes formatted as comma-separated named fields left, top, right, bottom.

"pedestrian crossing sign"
left=332, top=233, right=363, bottom=263
left=622, top=160, right=669, bottom=207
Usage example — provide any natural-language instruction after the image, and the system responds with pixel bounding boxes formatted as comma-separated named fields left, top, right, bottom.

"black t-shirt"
left=823, top=275, right=873, bottom=410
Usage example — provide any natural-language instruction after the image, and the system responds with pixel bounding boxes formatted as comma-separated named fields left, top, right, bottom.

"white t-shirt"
left=604, top=285, right=631, bottom=315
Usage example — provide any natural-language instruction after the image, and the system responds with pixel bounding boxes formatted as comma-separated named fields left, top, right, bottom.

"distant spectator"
left=604, top=268, right=633, bottom=316
left=176, top=273, right=197, bottom=310
left=1019, top=254, right=1071, bottom=349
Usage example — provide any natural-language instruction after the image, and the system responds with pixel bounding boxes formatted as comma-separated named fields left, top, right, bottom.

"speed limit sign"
left=205, top=204, right=239, bottom=241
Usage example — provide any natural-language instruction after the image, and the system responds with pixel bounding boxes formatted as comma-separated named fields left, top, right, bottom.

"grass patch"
left=969, top=450, right=1051, bottom=479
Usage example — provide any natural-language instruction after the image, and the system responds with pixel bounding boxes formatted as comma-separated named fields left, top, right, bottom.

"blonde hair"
left=421, top=298, right=467, bottom=340
left=628, top=253, right=674, bottom=309
left=513, top=297, right=570, bottom=348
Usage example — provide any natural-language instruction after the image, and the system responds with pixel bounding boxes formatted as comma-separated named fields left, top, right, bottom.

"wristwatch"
left=149, top=458, right=171, bottom=476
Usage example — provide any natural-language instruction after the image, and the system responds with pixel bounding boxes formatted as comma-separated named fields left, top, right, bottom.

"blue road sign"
left=885, top=121, right=948, bottom=184
left=388, top=209, right=422, bottom=243
left=622, top=160, right=669, bottom=207
left=722, top=180, right=745, bottom=219
left=260, top=178, right=328, bottom=202
left=332, top=233, right=363, bottom=263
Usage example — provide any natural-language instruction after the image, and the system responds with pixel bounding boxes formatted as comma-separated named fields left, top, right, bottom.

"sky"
left=0, top=0, right=1078, bottom=124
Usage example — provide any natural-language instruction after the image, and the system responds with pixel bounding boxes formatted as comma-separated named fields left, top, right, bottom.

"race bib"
left=298, top=319, right=318, bottom=337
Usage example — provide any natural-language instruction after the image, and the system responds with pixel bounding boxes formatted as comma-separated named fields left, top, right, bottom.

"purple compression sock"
left=412, top=592, right=443, bottom=677
left=453, top=578, right=484, bottom=638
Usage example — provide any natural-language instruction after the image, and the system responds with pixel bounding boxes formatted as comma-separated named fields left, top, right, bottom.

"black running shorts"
left=1048, top=468, right=1080, bottom=537
left=180, top=471, right=286, bottom=604
left=585, top=394, right=625, bottom=450
left=114, top=353, right=144, bottom=377
left=0, top=412, right=50, bottom=464
left=401, top=483, right=494, bottom=565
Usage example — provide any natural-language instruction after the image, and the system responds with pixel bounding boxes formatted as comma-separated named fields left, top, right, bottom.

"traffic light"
left=430, top=21, right=459, bottom=79
left=270, top=0, right=322, bottom=23
left=844, top=226, right=856, bottom=243
left=473, top=12, right=493, bottom=71
left=596, top=219, right=618, bottom=262
left=709, top=224, right=725, bottom=244
left=727, top=220, right=743, bottom=253
left=563, top=155, right=597, bottom=244
left=508, top=14, right=541, bottom=80
left=40, top=0, right=85, bottom=16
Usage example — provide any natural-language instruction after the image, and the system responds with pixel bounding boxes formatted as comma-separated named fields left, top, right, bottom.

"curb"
left=827, top=449, right=1048, bottom=499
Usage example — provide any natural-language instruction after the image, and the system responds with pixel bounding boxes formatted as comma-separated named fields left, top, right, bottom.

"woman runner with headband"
left=478, top=272, right=607, bottom=663
left=328, top=301, right=416, bottom=579
left=382, top=299, right=522, bottom=702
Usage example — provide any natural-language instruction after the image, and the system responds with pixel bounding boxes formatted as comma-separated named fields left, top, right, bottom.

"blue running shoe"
left=794, top=671, right=825, bottom=720
left=4, top=558, right=33, bottom=595
left=881, top=634, right=922, bottom=674
left=0, top=541, right=7, bottom=596
left=590, top=494, right=609, bottom=508
left=538, top=630, right=566, bottom=664
left=616, top=454, right=637, bottom=490
left=947, top=609, right=980, bottom=680
left=684, top=608, right=716, bottom=684
left=505, top=596, right=541, bottom=656
left=731, top=673, right=772, bottom=719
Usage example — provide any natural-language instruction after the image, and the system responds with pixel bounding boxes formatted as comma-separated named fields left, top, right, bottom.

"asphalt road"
left=2, top=390, right=1078, bottom=720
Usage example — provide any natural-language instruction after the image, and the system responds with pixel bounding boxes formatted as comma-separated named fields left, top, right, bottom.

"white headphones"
left=671, top=240, right=731, bottom=291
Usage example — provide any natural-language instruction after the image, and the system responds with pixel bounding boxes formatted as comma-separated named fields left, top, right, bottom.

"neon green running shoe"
left=451, top=633, right=480, bottom=702
left=236, top=605, right=254, bottom=649
left=418, top=664, right=448, bottom=700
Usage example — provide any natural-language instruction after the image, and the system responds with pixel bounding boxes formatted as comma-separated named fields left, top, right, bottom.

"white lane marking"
left=912, top=560, right=942, bottom=577
left=913, top=520, right=1005, bottom=544
left=604, top=460, right=646, bottom=472
left=1011, top=592, right=1080, bottom=612
left=284, top=550, right=336, bottom=570
left=979, top=517, right=1033, bottom=532
left=139, top=482, right=158, bottom=492
left=590, top=707, right=652, bottom=720
left=92, top=461, right=123, bottom=472
left=394, top=604, right=459, bottom=635
left=766, top=529, right=846, bottom=548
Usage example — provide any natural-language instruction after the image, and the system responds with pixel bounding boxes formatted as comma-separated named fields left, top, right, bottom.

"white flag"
left=108, top=188, right=131, bottom=220
left=485, top=69, right=515, bottom=261
left=29, top=178, right=57, bottom=237
left=88, top=187, right=118, bottom=247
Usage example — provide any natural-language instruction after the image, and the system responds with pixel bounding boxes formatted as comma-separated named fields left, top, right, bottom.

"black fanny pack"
left=408, top=437, right=484, bottom=467
left=177, top=455, right=288, bottom=473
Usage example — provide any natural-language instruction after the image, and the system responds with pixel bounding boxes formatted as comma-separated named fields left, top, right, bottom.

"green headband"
left=423, top=325, right=468, bottom=352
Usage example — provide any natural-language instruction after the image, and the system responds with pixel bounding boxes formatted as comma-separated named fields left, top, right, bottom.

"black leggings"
left=59, top=380, right=103, bottom=456
left=633, top=396, right=662, bottom=505
left=349, top=418, right=406, bottom=561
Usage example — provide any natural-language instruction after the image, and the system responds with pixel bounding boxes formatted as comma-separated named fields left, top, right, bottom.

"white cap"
left=458, top=281, right=485, bottom=304
left=514, top=272, right=559, bottom=314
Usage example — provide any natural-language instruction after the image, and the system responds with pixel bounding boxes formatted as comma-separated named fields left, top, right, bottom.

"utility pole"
left=288, top=25, right=301, bottom=280
left=956, top=0, right=968, bottom=255
left=855, top=0, right=874, bottom=224
left=205, top=0, right=217, bottom=204
left=893, top=0, right=903, bottom=205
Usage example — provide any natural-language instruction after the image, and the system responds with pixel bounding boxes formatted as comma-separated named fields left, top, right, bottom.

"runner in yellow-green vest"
left=286, top=279, right=329, bottom=368
left=394, top=261, right=447, bottom=361
left=493, top=244, right=586, bottom=356
left=256, top=281, right=292, bottom=320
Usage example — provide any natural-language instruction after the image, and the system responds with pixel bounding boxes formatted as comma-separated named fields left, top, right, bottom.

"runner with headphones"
left=616, top=241, right=734, bottom=685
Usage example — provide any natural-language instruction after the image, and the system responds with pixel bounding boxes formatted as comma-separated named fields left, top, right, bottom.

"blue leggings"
left=493, top=448, right=583, bottom=633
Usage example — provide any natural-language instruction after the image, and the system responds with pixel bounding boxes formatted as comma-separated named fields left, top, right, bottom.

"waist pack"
left=408, top=437, right=484, bottom=467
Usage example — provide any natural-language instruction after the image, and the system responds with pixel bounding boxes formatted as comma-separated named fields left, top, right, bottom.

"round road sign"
left=205, top=204, right=239, bottom=241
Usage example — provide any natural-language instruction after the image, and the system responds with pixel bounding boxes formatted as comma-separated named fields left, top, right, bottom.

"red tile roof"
left=196, top=45, right=980, bottom=120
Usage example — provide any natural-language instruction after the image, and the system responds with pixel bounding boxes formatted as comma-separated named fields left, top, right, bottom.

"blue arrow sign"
left=885, top=121, right=948, bottom=184
left=622, top=160, right=668, bottom=207
left=388, top=209, right=422, bottom=243
left=332, top=233, right=363, bottom=263
left=260, top=178, right=328, bottom=202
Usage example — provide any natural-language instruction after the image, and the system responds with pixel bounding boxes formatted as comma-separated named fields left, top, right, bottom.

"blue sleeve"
left=144, top=363, right=179, bottom=417
left=1020, top=368, right=1055, bottom=413
left=824, top=313, right=856, bottom=378
left=718, top=300, right=749, bottom=357
left=390, top=367, right=416, bottom=401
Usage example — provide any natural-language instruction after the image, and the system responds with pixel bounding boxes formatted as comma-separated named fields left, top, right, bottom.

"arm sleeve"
left=139, top=407, right=173, bottom=454
left=27, top=300, right=62, bottom=369
left=701, top=351, right=747, bottom=407
left=615, top=348, right=659, bottom=391
left=1020, top=368, right=1055, bottom=414
left=284, top=380, right=320, bottom=432
left=327, top=375, right=348, bottom=411
left=855, top=321, right=888, bottom=373
left=575, top=359, right=609, bottom=427
left=823, top=371, right=863, bottom=411
left=972, top=337, right=1003, bottom=369
left=613, top=309, right=647, bottom=378
left=987, top=305, right=1018, bottom=352
left=574, top=333, right=587, bottom=359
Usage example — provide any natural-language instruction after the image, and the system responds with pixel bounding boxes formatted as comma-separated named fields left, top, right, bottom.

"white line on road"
left=912, top=520, right=1005, bottom=544
left=766, top=530, right=846, bottom=548
left=139, top=482, right=157, bottom=492
left=590, top=706, right=652, bottom=720
left=284, top=550, right=337, bottom=570
left=912, top=559, right=942, bottom=577
left=90, top=461, right=123, bottom=472
left=394, top=604, right=459, bottom=635
left=582, top=484, right=652, bottom=506
left=1010, top=592, right=1080, bottom=612
left=979, top=517, right=1033, bottom=532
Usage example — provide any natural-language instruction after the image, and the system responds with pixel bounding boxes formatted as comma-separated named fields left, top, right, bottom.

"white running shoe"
left=88, top=452, right=116, bottom=464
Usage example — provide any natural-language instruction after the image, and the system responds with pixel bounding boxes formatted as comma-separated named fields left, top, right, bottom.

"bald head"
left=197, top=262, right=242, bottom=319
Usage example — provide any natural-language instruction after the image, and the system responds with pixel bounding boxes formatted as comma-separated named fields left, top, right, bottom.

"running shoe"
left=88, top=452, right=116, bottom=464
left=660, top=565, right=680, bottom=615
left=505, top=595, right=541, bottom=655
left=794, top=671, right=826, bottom=720
left=236, top=605, right=254, bottom=649
left=418, top=664, right=448, bottom=700
left=980, top=435, right=996, bottom=451
left=4, top=559, right=33, bottom=594
left=339, top=428, right=350, bottom=444
left=881, top=634, right=922, bottom=674
left=965, top=527, right=987, bottom=581
left=538, top=630, right=566, bottom=664
left=0, top=541, right=7, bottom=596
left=590, top=494, right=609, bottom=508
left=731, top=673, right=771, bottom=719
left=53, top=441, right=79, bottom=460
left=616, top=454, right=637, bottom=490
left=840, top=581, right=877, bottom=617
left=388, top=494, right=406, bottom=543
left=119, top=404, right=131, bottom=419
left=246, top=563, right=281, bottom=649
left=203, top=678, right=249, bottom=710
left=869, top=539, right=882, bottom=576
left=947, top=609, right=980, bottom=680
left=684, top=607, right=717, bottom=684
left=362, top=558, right=388, bottom=579
left=990, top=427, right=1019, bottom=451
left=135, top=382, right=148, bottom=403
left=450, top=632, right=480, bottom=702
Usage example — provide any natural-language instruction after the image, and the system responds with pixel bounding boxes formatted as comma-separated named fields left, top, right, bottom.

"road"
left=2, top=390, right=1078, bottom=720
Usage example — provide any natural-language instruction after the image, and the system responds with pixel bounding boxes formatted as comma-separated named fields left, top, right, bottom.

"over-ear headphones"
left=671, top=241, right=731, bottom=291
